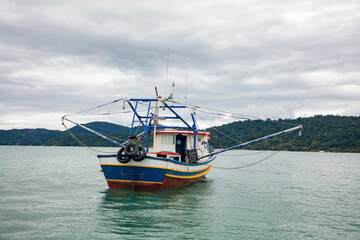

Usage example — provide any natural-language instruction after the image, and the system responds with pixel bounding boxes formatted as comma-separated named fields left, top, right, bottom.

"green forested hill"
left=207, top=115, right=360, bottom=152
left=0, top=128, right=63, bottom=146
left=0, top=122, right=131, bottom=147
left=0, top=116, right=359, bottom=152
left=67, top=121, right=130, bottom=135
left=44, top=132, right=129, bottom=147
left=45, top=121, right=132, bottom=147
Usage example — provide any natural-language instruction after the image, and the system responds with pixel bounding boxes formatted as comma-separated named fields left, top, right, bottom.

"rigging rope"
left=196, top=109, right=252, bottom=121
left=62, top=97, right=301, bottom=169
left=207, top=132, right=299, bottom=169
left=220, top=150, right=267, bottom=157
left=167, top=99, right=259, bottom=120
left=67, top=98, right=124, bottom=116
left=210, top=151, right=280, bottom=169
left=196, top=111, right=243, bottom=144
left=62, top=122, right=117, bottom=155
left=194, top=107, right=298, bottom=127
left=166, top=99, right=299, bottom=128
left=70, top=110, right=133, bottom=116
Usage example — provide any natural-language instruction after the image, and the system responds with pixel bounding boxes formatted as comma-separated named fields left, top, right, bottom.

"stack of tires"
left=116, top=142, right=147, bottom=164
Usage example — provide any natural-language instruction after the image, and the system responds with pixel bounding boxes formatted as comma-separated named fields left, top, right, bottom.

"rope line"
left=196, top=112, right=243, bottom=144
left=210, top=151, right=280, bottom=169
left=61, top=97, right=302, bottom=171
left=167, top=99, right=259, bottom=119
left=69, top=110, right=133, bottom=116
left=220, top=150, right=267, bottom=157
left=62, top=122, right=117, bottom=154
left=196, top=109, right=253, bottom=121
left=208, top=132, right=299, bottom=169
left=166, top=99, right=298, bottom=127
left=67, top=98, right=124, bottom=116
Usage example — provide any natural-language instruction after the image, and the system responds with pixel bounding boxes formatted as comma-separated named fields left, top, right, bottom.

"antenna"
left=165, top=48, right=170, bottom=99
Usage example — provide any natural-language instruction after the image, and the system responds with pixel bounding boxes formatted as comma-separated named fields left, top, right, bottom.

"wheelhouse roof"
left=150, top=130, right=210, bottom=136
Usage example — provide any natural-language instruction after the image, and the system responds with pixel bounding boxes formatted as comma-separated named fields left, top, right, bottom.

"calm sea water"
left=0, top=146, right=359, bottom=240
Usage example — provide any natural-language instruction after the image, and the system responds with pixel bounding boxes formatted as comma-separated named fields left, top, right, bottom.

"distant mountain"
left=46, top=121, right=132, bottom=147
left=207, top=115, right=360, bottom=152
left=0, top=128, right=64, bottom=146
left=67, top=121, right=130, bottom=135
left=0, top=122, right=132, bottom=147
left=0, top=116, right=359, bottom=152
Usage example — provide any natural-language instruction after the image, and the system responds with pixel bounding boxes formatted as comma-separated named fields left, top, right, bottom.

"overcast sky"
left=0, top=0, right=359, bottom=130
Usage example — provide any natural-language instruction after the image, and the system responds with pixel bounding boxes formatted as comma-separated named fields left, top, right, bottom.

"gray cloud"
left=0, top=0, right=359, bottom=130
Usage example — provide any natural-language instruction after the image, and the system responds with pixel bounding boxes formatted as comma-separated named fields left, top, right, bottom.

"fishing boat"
left=62, top=89, right=302, bottom=190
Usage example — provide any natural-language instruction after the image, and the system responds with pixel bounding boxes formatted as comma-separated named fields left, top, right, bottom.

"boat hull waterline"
left=98, top=155, right=216, bottom=189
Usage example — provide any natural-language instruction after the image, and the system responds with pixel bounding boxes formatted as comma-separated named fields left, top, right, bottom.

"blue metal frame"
left=125, top=99, right=198, bottom=151
left=191, top=112, right=197, bottom=149
left=64, top=97, right=302, bottom=158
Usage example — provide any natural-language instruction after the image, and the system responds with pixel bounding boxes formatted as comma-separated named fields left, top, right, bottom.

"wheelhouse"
left=150, top=130, right=211, bottom=162
left=125, top=98, right=213, bottom=163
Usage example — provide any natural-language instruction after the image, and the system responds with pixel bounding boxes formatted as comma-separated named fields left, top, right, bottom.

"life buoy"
left=133, top=146, right=147, bottom=162
left=124, top=142, right=138, bottom=157
left=116, top=147, right=131, bottom=163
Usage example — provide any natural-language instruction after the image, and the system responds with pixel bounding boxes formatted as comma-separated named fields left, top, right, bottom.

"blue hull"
left=99, top=155, right=215, bottom=189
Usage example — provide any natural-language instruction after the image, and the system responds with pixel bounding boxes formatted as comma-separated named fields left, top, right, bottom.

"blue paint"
left=101, top=165, right=166, bottom=183
left=101, top=163, right=211, bottom=183
left=123, top=99, right=200, bottom=151
left=165, top=167, right=210, bottom=177
left=191, top=112, right=197, bottom=148
left=167, top=106, right=187, bottom=108
left=98, top=155, right=216, bottom=166
left=162, top=101, right=195, bottom=132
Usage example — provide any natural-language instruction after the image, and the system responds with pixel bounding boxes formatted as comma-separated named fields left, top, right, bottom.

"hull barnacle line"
left=62, top=88, right=302, bottom=190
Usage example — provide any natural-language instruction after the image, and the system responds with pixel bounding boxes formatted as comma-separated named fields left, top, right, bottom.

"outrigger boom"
left=62, top=116, right=125, bottom=147
left=62, top=96, right=303, bottom=189
left=63, top=99, right=302, bottom=158
left=198, top=124, right=303, bottom=159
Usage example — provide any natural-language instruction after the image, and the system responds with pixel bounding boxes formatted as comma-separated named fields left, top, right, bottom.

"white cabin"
left=150, top=130, right=211, bottom=162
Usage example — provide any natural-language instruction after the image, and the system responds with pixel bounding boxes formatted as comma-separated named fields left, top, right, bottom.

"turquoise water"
left=0, top=146, right=359, bottom=239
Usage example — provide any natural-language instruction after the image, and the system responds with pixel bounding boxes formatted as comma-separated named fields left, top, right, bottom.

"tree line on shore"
left=0, top=115, right=359, bottom=152
left=207, top=115, right=359, bottom=152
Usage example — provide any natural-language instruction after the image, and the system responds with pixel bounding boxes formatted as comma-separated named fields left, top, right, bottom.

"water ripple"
left=0, top=147, right=359, bottom=239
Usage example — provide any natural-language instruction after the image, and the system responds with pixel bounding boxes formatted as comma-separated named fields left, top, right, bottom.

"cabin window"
left=161, top=134, right=175, bottom=145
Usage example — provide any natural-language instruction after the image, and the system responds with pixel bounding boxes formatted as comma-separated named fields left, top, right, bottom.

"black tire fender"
left=116, top=147, right=131, bottom=163
left=133, top=146, right=147, bottom=162
left=124, top=142, right=139, bottom=157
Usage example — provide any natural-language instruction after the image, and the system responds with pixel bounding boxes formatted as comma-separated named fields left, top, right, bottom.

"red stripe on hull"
left=107, top=175, right=206, bottom=190
left=162, top=175, right=206, bottom=188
